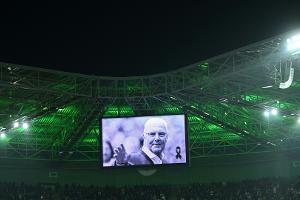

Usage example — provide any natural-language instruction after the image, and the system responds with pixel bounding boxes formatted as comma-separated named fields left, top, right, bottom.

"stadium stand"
left=1, top=177, right=300, bottom=199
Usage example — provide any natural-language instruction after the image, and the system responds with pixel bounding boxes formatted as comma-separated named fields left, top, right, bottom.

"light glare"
left=271, top=108, right=278, bottom=115
left=264, top=110, right=270, bottom=117
left=22, top=122, right=29, bottom=129
left=287, top=34, right=300, bottom=52
left=0, top=133, right=5, bottom=139
left=13, top=122, right=19, bottom=128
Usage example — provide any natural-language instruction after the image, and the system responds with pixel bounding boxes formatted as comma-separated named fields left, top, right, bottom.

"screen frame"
left=100, top=113, right=189, bottom=169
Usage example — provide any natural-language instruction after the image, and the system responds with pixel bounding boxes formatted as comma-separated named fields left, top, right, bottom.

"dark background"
left=0, top=1, right=300, bottom=76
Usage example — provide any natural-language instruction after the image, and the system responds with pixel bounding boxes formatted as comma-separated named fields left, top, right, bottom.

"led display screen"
left=101, top=114, right=188, bottom=167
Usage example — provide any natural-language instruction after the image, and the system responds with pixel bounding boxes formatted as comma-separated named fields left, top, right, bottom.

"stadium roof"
left=1, top=30, right=300, bottom=161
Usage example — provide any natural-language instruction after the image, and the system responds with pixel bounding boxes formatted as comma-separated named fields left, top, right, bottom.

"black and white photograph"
left=101, top=114, right=187, bottom=167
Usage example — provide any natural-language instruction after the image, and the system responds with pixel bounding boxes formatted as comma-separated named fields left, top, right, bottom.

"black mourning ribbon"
left=176, top=146, right=182, bottom=159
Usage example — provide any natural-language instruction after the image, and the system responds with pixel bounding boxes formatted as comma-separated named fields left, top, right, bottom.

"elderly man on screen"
left=114, top=118, right=169, bottom=165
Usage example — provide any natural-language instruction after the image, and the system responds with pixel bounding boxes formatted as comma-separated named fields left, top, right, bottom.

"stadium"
left=1, top=28, right=300, bottom=199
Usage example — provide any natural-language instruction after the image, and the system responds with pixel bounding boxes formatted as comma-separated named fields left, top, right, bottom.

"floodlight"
left=13, top=122, right=19, bottom=128
left=298, top=117, right=300, bottom=124
left=22, top=122, right=29, bottom=129
left=264, top=110, right=270, bottom=117
left=287, top=33, right=300, bottom=53
left=0, top=133, right=6, bottom=139
left=271, top=108, right=278, bottom=115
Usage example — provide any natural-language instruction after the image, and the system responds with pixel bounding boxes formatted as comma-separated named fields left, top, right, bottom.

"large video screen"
left=101, top=114, right=188, bottom=167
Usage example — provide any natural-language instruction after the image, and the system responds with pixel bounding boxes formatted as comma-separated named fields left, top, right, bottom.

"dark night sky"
left=0, top=2, right=300, bottom=77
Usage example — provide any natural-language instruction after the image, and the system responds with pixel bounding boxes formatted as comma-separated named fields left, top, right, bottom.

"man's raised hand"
left=114, top=144, right=129, bottom=165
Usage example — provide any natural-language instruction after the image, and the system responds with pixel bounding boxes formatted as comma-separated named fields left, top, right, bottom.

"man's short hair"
left=143, top=118, right=168, bottom=136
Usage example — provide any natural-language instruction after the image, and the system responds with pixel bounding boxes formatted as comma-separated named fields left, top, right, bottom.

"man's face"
left=143, top=121, right=168, bottom=155
left=103, top=142, right=112, bottom=162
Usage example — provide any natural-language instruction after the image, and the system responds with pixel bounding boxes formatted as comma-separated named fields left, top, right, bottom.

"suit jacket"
left=127, top=150, right=168, bottom=165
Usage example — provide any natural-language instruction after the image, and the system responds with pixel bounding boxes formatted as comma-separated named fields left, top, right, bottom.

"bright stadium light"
left=287, top=33, right=300, bottom=54
left=271, top=108, right=278, bottom=115
left=13, top=122, right=19, bottom=128
left=22, top=122, right=29, bottom=129
left=264, top=110, right=270, bottom=117
left=0, top=133, right=6, bottom=139
left=298, top=117, right=300, bottom=124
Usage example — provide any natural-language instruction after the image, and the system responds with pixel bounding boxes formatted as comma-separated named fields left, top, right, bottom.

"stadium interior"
left=1, top=30, right=300, bottom=199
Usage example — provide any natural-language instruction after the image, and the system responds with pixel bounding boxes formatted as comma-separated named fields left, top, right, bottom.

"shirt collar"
left=142, top=146, right=163, bottom=164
